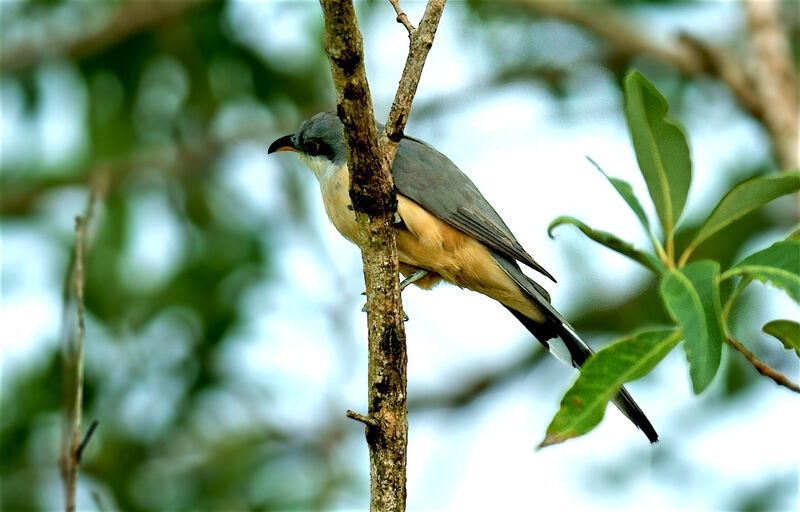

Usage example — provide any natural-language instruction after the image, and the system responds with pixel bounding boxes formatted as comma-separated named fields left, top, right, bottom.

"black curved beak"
left=268, top=134, right=298, bottom=154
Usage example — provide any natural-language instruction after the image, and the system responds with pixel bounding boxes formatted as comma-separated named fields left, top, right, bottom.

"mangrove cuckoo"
left=269, top=112, right=658, bottom=443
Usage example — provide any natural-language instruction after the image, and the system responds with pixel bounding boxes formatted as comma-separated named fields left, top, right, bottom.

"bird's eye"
left=305, top=140, right=321, bottom=155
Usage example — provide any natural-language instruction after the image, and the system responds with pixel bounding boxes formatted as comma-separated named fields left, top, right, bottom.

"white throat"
left=297, top=153, right=341, bottom=184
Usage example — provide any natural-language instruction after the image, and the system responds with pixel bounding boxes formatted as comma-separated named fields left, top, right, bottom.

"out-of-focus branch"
left=59, top=196, right=98, bottom=511
left=500, top=0, right=793, bottom=165
left=1, top=1, right=205, bottom=74
left=505, top=0, right=700, bottom=73
left=1, top=122, right=270, bottom=217
left=409, top=345, right=548, bottom=412
left=743, top=0, right=799, bottom=170
left=726, top=336, right=800, bottom=393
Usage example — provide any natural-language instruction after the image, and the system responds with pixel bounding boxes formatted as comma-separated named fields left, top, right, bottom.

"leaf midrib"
left=548, top=331, right=680, bottom=439
left=634, top=88, right=673, bottom=231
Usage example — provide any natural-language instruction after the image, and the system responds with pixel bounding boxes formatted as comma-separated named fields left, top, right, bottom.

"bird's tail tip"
left=613, top=386, right=659, bottom=444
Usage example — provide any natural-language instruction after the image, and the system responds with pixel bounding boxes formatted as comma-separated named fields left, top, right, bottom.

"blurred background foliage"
left=1, top=0, right=797, bottom=510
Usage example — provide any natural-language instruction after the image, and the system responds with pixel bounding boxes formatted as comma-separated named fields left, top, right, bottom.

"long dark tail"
left=493, top=252, right=659, bottom=444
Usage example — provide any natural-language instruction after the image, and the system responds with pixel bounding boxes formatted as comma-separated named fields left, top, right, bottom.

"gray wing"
left=392, top=135, right=556, bottom=283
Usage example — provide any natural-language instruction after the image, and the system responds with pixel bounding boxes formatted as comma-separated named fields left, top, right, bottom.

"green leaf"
left=685, top=172, right=800, bottom=258
left=624, top=71, right=691, bottom=236
left=540, top=329, right=680, bottom=448
left=763, top=320, right=800, bottom=357
left=660, top=261, right=725, bottom=393
left=586, top=156, right=652, bottom=233
left=722, top=240, right=800, bottom=303
left=548, top=215, right=666, bottom=275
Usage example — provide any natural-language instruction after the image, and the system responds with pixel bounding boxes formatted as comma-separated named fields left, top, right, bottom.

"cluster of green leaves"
left=542, top=71, right=800, bottom=447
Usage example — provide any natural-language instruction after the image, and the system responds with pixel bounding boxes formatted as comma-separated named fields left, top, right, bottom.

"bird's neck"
left=297, top=153, right=341, bottom=184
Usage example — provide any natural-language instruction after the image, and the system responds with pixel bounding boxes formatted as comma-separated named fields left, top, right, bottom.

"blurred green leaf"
left=722, top=240, right=800, bottom=303
left=548, top=215, right=666, bottom=274
left=660, top=261, right=724, bottom=393
left=762, top=320, right=800, bottom=357
left=682, top=172, right=800, bottom=264
left=623, top=71, right=691, bottom=236
left=540, top=329, right=680, bottom=448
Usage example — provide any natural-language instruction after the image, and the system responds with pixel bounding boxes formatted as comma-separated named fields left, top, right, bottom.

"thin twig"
left=346, top=410, right=380, bottom=428
left=59, top=175, right=105, bottom=512
left=388, top=0, right=415, bottom=35
left=727, top=336, right=800, bottom=393
left=62, top=216, right=88, bottom=512
left=91, top=491, right=105, bottom=512
left=76, top=420, right=100, bottom=463
left=381, top=0, right=447, bottom=161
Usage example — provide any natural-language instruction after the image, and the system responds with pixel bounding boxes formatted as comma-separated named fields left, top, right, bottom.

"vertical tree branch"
left=320, top=2, right=407, bottom=510
left=61, top=216, right=87, bottom=512
left=59, top=174, right=106, bottom=512
left=743, top=0, right=799, bottom=170
left=318, top=1, right=445, bottom=510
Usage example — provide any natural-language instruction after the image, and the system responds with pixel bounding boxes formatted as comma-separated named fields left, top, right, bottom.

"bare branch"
left=743, top=0, right=799, bottom=170
left=501, top=0, right=784, bottom=160
left=389, top=0, right=416, bottom=35
left=61, top=215, right=87, bottom=512
left=58, top=172, right=106, bottom=512
left=677, top=33, right=763, bottom=121
left=727, top=336, right=800, bottom=393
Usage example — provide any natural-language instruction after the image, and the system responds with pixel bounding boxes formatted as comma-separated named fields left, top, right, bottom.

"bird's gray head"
left=268, top=112, right=347, bottom=181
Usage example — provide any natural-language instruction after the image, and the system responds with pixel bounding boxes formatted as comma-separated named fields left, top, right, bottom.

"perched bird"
left=269, top=111, right=658, bottom=443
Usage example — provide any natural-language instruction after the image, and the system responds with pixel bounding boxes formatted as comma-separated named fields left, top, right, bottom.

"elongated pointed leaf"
left=586, top=156, right=652, bottom=233
left=763, top=320, right=800, bottom=357
left=540, top=329, right=680, bottom=448
left=687, top=172, right=800, bottom=255
left=660, top=261, right=724, bottom=393
left=722, top=240, right=800, bottom=303
left=548, top=216, right=666, bottom=275
left=624, top=71, right=691, bottom=235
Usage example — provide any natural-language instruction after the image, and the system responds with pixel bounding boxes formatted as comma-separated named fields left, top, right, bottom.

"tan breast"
left=320, top=164, right=361, bottom=245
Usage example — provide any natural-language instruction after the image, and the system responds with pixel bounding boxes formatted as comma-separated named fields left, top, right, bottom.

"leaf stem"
left=652, top=235, right=669, bottom=265
left=665, top=231, right=676, bottom=270
left=677, top=242, right=694, bottom=268
left=726, top=336, right=800, bottom=393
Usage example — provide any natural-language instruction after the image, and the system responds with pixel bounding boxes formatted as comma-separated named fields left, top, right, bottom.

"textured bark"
left=319, top=1, right=445, bottom=510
